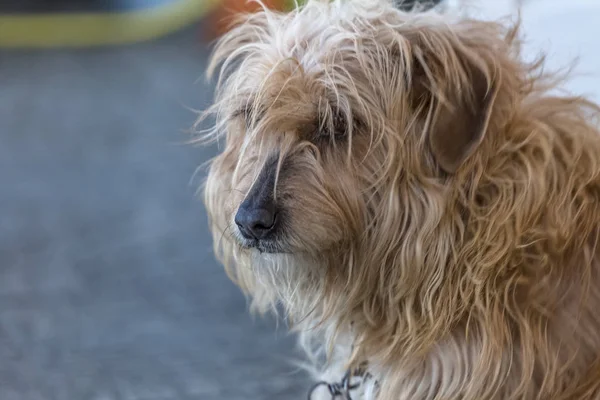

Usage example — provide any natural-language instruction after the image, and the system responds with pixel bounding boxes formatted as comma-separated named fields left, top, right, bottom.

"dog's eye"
left=319, top=112, right=348, bottom=140
left=332, top=113, right=348, bottom=138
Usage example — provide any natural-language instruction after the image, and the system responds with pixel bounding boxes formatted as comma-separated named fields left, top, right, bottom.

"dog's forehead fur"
left=207, top=0, right=447, bottom=125
left=210, top=0, right=403, bottom=74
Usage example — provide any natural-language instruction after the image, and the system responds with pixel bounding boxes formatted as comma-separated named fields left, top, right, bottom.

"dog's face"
left=202, top=0, right=503, bottom=292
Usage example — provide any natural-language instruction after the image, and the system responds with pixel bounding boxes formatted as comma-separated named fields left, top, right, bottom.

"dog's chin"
left=237, top=237, right=290, bottom=254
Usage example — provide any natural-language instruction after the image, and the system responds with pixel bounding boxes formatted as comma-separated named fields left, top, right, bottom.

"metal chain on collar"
left=307, top=366, right=372, bottom=400
left=394, top=0, right=443, bottom=12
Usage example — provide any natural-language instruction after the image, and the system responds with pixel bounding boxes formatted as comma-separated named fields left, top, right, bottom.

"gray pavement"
left=0, top=26, right=310, bottom=400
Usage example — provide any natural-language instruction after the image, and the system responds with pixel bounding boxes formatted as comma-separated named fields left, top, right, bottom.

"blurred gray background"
left=0, top=25, right=310, bottom=400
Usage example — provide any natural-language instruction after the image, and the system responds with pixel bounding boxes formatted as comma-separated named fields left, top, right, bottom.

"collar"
left=307, top=363, right=374, bottom=400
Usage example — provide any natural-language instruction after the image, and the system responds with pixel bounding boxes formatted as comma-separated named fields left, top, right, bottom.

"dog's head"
left=200, top=0, right=522, bottom=315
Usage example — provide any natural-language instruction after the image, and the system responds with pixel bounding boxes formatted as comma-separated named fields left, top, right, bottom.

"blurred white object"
left=455, top=0, right=600, bottom=102
left=520, top=0, right=600, bottom=102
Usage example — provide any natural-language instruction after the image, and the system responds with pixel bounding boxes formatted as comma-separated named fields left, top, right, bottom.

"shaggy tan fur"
left=197, top=0, right=600, bottom=398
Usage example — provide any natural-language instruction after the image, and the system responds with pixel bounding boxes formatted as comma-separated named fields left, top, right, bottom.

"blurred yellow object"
left=0, top=0, right=222, bottom=48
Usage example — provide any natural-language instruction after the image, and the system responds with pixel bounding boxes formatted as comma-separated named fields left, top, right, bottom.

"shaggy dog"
left=197, top=0, right=600, bottom=398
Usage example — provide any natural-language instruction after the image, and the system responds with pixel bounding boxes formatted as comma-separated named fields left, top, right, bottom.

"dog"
left=197, top=0, right=600, bottom=398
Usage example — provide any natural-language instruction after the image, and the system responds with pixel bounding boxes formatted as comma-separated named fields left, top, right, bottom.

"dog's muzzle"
left=234, top=155, right=283, bottom=253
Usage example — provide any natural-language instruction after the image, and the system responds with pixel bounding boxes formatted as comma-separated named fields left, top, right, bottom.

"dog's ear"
left=407, top=30, right=499, bottom=174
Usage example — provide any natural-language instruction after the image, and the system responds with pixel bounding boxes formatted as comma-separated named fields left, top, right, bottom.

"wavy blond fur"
left=197, top=0, right=600, bottom=398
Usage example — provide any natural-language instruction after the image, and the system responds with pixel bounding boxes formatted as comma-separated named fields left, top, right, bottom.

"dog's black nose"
left=234, top=201, right=277, bottom=240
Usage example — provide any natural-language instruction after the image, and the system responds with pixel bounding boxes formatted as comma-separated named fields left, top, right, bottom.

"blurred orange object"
left=202, top=0, right=287, bottom=40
